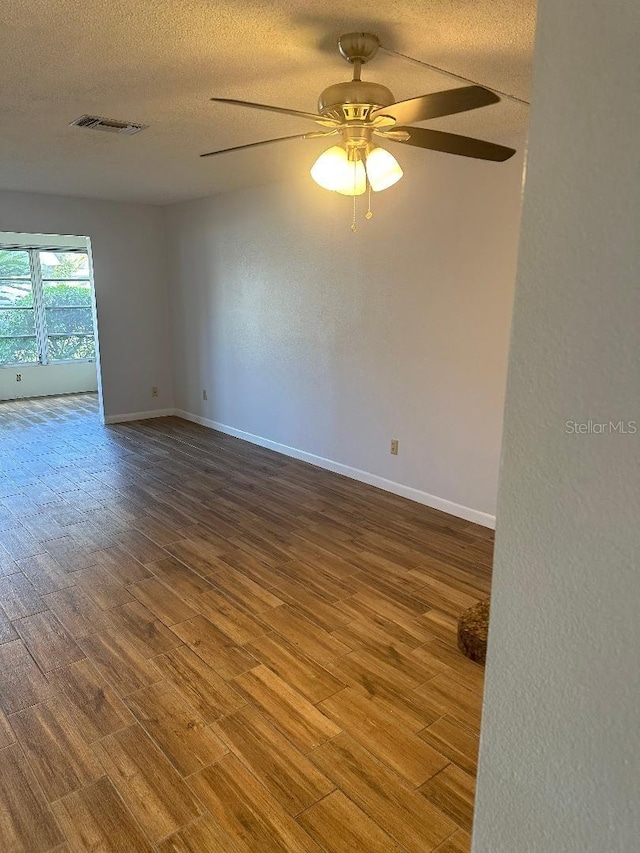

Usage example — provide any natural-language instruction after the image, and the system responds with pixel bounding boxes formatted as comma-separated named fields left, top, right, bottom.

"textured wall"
left=473, top=0, right=640, bottom=849
left=165, top=149, right=524, bottom=522
left=0, top=191, right=173, bottom=418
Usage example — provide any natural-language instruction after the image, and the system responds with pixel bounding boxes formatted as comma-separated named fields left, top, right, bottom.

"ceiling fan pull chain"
left=351, top=160, right=358, bottom=232
left=366, top=183, right=373, bottom=220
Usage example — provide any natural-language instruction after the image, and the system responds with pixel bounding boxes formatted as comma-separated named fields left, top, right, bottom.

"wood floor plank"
left=150, top=556, right=214, bottom=602
left=153, top=644, right=246, bottom=723
left=93, top=724, right=204, bottom=843
left=52, top=775, right=153, bottom=852
left=17, top=552, right=75, bottom=594
left=433, top=829, right=472, bottom=852
left=0, top=639, right=53, bottom=714
left=10, top=696, right=103, bottom=801
left=91, top=544, right=153, bottom=585
left=233, top=664, right=340, bottom=752
left=66, top=520, right=116, bottom=553
left=0, top=542, right=19, bottom=578
left=43, top=585, right=116, bottom=639
left=414, top=674, right=484, bottom=734
left=0, top=526, right=43, bottom=560
left=73, top=564, right=134, bottom=611
left=43, top=535, right=95, bottom=571
left=171, top=615, right=258, bottom=681
left=189, top=753, right=322, bottom=852
left=0, top=707, right=15, bottom=748
left=415, top=610, right=460, bottom=644
left=15, top=610, right=84, bottom=672
left=0, top=742, right=65, bottom=852
left=319, top=687, right=448, bottom=786
left=125, top=681, right=228, bottom=776
left=331, top=612, right=436, bottom=653
left=207, top=564, right=283, bottom=614
left=0, top=605, right=18, bottom=644
left=128, top=577, right=197, bottom=626
left=215, top=704, right=335, bottom=816
left=218, top=547, right=287, bottom=588
left=164, top=536, right=228, bottom=576
left=261, top=604, right=352, bottom=664
left=118, top=528, right=167, bottom=564
left=308, top=732, right=457, bottom=853
left=0, top=572, right=47, bottom=620
left=418, top=764, right=476, bottom=833
left=78, top=630, right=163, bottom=696
left=245, top=632, right=346, bottom=704
left=110, top=600, right=183, bottom=658
left=272, top=579, right=352, bottom=632
left=49, top=658, right=134, bottom=743
left=297, top=789, right=404, bottom=852
left=419, top=715, right=480, bottom=776
left=409, top=577, right=480, bottom=618
left=334, top=588, right=423, bottom=629
left=417, top=639, right=486, bottom=693
left=328, top=643, right=440, bottom=696
left=195, top=587, right=268, bottom=644
left=157, top=813, right=244, bottom=853
left=333, top=672, right=442, bottom=734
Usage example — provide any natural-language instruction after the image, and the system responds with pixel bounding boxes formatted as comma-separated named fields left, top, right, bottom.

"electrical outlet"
left=16, top=374, right=22, bottom=382
left=390, top=439, right=399, bottom=456
left=151, top=386, right=158, bottom=398
left=202, top=389, right=208, bottom=401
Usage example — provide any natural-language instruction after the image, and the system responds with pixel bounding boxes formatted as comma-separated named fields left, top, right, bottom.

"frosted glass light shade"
left=366, top=146, right=403, bottom=191
left=310, top=146, right=348, bottom=191
left=311, top=146, right=366, bottom=196
left=335, top=157, right=366, bottom=196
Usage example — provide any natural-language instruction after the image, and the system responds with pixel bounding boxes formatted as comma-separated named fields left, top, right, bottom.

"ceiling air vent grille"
left=70, top=115, right=148, bottom=135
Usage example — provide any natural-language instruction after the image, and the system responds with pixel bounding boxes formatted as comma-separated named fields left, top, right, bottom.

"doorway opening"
left=0, top=231, right=103, bottom=420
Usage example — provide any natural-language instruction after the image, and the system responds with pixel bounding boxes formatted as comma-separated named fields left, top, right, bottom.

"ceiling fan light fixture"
left=365, top=146, right=403, bottom=191
left=310, top=145, right=366, bottom=196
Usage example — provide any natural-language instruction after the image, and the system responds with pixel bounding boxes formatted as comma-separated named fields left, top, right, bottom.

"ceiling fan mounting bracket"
left=337, top=32, right=380, bottom=66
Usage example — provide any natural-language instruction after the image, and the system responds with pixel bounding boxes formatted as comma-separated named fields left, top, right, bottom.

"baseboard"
left=103, top=408, right=175, bottom=424
left=174, top=409, right=496, bottom=529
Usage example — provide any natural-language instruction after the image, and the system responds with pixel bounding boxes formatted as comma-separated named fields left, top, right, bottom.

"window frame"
left=0, top=245, right=97, bottom=368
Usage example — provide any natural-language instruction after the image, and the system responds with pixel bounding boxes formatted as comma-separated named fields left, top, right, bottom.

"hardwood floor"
left=0, top=392, right=493, bottom=852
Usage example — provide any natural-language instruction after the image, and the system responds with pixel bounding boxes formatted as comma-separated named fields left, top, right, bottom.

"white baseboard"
left=174, top=409, right=496, bottom=529
left=103, top=408, right=175, bottom=424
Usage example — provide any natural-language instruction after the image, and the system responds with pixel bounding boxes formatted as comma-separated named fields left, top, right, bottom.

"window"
left=0, top=248, right=95, bottom=366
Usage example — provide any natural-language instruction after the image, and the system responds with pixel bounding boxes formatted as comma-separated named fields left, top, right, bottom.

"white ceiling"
left=2, top=1, right=537, bottom=204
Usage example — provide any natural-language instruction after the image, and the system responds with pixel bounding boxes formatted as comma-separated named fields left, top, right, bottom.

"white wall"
left=0, top=191, right=173, bottom=418
left=473, top=0, right=640, bottom=850
left=165, top=151, right=524, bottom=524
left=0, top=362, right=97, bottom=400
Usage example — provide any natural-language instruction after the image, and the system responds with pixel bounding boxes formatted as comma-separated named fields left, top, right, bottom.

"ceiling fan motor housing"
left=318, top=81, right=395, bottom=122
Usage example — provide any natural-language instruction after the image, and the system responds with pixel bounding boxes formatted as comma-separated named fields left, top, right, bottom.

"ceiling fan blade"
left=200, top=134, right=306, bottom=158
left=375, top=129, right=411, bottom=142
left=372, top=86, right=500, bottom=125
left=304, top=130, right=339, bottom=139
left=211, top=97, right=340, bottom=128
left=391, top=126, right=516, bottom=161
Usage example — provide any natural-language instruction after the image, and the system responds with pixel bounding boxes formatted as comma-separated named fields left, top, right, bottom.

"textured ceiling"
left=2, top=1, right=537, bottom=204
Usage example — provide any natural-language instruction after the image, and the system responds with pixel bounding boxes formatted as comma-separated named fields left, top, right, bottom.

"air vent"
left=70, top=115, right=148, bottom=136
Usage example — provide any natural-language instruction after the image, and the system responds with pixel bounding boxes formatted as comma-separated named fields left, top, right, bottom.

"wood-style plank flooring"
left=0, top=392, right=493, bottom=852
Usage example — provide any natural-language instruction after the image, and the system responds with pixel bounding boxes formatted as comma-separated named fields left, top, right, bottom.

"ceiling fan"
left=202, top=33, right=516, bottom=227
